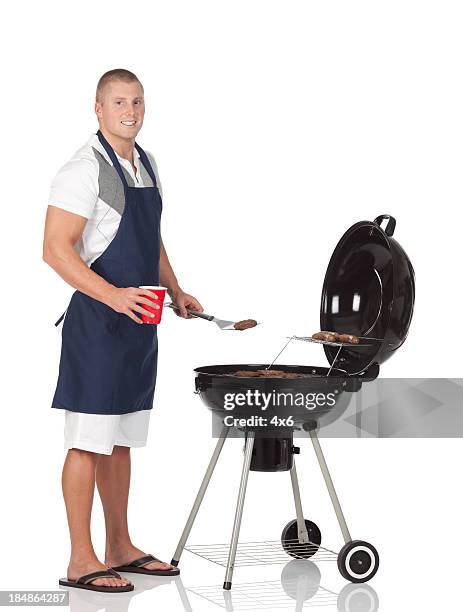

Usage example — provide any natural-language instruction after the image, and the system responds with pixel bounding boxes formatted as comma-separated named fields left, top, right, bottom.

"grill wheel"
left=281, top=519, right=322, bottom=559
left=337, top=540, right=380, bottom=583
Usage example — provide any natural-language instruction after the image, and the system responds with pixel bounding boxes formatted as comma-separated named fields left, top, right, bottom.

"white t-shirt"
left=48, top=133, right=162, bottom=266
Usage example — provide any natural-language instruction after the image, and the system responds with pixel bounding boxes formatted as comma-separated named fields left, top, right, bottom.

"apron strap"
left=96, top=130, right=159, bottom=190
left=55, top=308, right=67, bottom=327
left=134, top=142, right=159, bottom=188
left=96, top=129, right=130, bottom=188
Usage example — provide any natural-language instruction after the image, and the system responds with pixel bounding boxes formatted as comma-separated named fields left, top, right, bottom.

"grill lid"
left=320, top=215, right=415, bottom=375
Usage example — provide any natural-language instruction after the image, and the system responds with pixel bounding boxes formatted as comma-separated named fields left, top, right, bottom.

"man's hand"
left=106, top=287, right=160, bottom=324
left=169, top=289, right=204, bottom=318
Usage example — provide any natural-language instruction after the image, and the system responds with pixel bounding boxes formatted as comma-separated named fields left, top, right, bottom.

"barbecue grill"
left=171, top=214, right=415, bottom=589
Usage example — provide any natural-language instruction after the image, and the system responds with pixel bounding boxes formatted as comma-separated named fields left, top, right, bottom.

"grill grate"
left=290, top=336, right=383, bottom=348
left=265, top=334, right=383, bottom=373
left=184, top=539, right=338, bottom=567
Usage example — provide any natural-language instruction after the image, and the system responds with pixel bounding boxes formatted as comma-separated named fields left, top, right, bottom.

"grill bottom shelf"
left=184, top=538, right=338, bottom=567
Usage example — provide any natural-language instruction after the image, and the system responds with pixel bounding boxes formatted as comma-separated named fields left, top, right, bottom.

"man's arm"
left=160, top=238, right=203, bottom=317
left=43, top=205, right=159, bottom=324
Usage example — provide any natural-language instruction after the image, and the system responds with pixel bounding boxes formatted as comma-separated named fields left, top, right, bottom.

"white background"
left=1, top=1, right=462, bottom=610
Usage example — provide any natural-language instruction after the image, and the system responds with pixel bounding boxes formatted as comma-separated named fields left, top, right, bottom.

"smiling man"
left=43, top=69, right=202, bottom=593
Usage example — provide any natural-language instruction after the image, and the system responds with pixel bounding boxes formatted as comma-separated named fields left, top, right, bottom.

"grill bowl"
left=194, top=364, right=358, bottom=431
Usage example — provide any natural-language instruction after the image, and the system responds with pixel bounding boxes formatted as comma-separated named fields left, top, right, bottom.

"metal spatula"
left=166, top=303, right=236, bottom=330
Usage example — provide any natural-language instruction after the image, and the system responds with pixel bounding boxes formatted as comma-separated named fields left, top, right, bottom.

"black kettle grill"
left=171, top=215, right=415, bottom=589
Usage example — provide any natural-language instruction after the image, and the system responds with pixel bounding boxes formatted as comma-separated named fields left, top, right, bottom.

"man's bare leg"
left=96, top=445, right=174, bottom=571
left=62, top=448, right=131, bottom=587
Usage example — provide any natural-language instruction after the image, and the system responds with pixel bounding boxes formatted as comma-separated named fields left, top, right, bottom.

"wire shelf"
left=291, top=336, right=382, bottom=348
left=186, top=580, right=338, bottom=610
left=184, top=539, right=338, bottom=567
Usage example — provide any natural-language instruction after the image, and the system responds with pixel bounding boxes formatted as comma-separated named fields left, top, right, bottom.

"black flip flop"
left=112, top=554, right=180, bottom=576
left=59, top=568, right=134, bottom=592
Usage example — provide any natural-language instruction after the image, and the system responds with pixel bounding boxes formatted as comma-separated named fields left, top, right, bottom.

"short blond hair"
left=96, top=69, right=143, bottom=102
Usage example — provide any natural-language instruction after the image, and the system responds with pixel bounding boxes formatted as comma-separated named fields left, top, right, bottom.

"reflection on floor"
left=60, top=559, right=379, bottom=612
left=186, top=560, right=379, bottom=611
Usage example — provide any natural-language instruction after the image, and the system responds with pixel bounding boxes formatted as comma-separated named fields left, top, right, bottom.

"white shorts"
left=64, top=409, right=151, bottom=455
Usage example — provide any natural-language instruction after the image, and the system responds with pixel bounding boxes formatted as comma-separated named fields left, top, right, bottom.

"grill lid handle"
left=374, top=214, right=396, bottom=236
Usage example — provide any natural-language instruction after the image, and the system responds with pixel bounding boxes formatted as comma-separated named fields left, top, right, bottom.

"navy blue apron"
left=51, top=130, right=162, bottom=415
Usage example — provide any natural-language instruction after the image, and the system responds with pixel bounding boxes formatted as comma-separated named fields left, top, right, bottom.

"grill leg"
left=223, top=431, right=255, bottom=590
left=171, top=427, right=229, bottom=566
left=309, top=429, right=352, bottom=544
left=290, top=463, right=309, bottom=543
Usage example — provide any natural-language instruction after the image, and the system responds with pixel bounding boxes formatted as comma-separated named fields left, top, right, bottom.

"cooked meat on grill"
left=233, top=369, right=304, bottom=379
left=258, top=369, right=287, bottom=377
left=234, top=319, right=258, bottom=331
left=338, top=333, right=360, bottom=344
left=312, top=331, right=360, bottom=344
left=234, top=370, right=262, bottom=377
left=312, top=331, right=339, bottom=342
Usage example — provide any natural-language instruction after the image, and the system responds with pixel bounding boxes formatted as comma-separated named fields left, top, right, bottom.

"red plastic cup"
left=139, top=286, right=167, bottom=324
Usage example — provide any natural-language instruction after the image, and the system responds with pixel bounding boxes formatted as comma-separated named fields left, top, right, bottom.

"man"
left=43, top=69, right=202, bottom=593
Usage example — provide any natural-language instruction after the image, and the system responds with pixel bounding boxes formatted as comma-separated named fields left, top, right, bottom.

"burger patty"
left=234, top=319, right=258, bottom=331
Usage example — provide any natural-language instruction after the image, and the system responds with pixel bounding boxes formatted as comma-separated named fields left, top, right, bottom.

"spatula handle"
left=186, top=308, right=214, bottom=321
left=167, top=303, right=214, bottom=321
